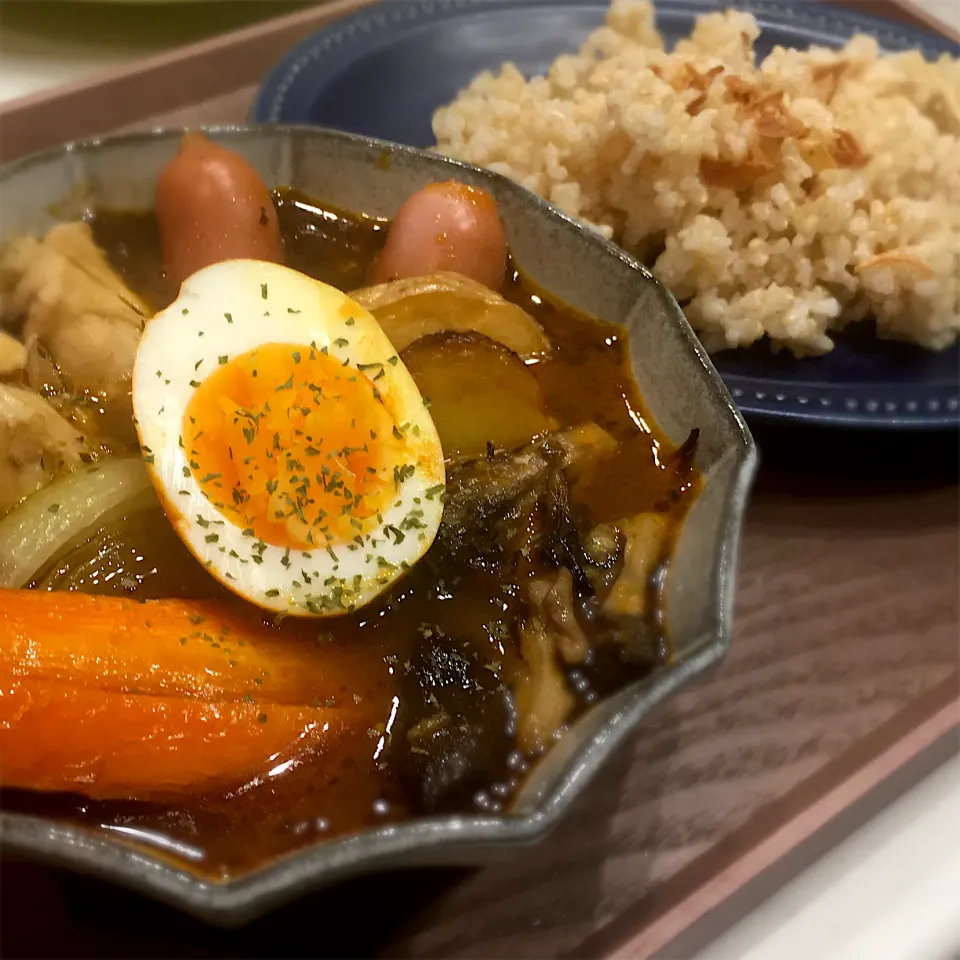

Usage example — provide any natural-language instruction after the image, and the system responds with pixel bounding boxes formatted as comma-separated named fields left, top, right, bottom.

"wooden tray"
left=1, top=3, right=957, bottom=957
left=893, top=0, right=960, bottom=43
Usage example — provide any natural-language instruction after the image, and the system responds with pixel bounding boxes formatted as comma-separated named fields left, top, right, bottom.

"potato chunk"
left=402, top=331, right=556, bottom=461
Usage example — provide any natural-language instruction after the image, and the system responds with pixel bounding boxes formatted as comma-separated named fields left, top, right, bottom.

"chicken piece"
left=0, top=331, right=26, bottom=378
left=0, top=222, right=148, bottom=398
left=0, top=383, right=88, bottom=513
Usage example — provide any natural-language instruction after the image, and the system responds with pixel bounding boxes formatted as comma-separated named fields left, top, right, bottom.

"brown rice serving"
left=432, top=0, right=960, bottom=356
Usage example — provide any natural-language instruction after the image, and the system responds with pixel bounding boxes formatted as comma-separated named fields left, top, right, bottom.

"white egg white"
left=132, top=259, right=445, bottom=617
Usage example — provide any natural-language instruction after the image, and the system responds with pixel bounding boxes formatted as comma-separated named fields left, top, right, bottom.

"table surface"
left=695, top=755, right=960, bottom=960
left=0, top=3, right=958, bottom=959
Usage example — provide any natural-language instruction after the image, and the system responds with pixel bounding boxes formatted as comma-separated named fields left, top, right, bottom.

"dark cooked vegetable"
left=155, top=133, right=283, bottom=286
left=437, top=423, right=618, bottom=568
left=528, top=568, right=589, bottom=665
left=370, top=181, right=507, bottom=289
left=401, top=331, right=555, bottom=461
left=429, top=432, right=642, bottom=756
left=390, top=626, right=511, bottom=813
left=350, top=272, right=550, bottom=360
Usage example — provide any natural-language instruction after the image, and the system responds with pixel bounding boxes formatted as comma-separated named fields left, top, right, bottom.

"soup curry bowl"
left=0, top=127, right=756, bottom=924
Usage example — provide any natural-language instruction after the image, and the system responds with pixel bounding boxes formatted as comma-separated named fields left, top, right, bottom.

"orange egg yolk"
left=183, top=343, right=405, bottom=551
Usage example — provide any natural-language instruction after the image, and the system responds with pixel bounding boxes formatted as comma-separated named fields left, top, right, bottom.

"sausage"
left=370, top=181, right=507, bottom=290
left=155, top=133, right=283, bottom=287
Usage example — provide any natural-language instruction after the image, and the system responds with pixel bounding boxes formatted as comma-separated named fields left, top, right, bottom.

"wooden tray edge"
left=576, top=673, right=960, bottom=959
left=876, top=0, right=960, bottom=40
left=0, top=3, right=956, bottom=956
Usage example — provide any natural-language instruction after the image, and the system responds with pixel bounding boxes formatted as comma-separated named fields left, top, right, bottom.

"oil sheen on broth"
left=2, top=190, right=699, bottom=875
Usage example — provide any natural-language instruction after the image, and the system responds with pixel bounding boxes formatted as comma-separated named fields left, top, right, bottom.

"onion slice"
left=0, top=458, right=151, bottom=588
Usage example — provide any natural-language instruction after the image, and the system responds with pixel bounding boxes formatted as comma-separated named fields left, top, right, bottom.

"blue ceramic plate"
left=252, top=0, right=960, bottom=430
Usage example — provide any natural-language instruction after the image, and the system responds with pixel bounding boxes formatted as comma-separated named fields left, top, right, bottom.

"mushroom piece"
left=601, top=513, right=669, bottom=621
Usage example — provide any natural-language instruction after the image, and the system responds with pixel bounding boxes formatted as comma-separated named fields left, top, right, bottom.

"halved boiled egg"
left=132, top=259, right=445, bottom=617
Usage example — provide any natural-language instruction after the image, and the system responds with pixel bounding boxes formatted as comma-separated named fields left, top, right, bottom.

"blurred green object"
left=0, top=1, right=318, bottom=59
left=49, top=0, right=314, bottom=4
left=57, top=0, right=238, bottom=3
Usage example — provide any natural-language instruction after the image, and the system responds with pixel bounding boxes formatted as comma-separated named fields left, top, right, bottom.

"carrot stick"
left=0, top=590, right=382, bottom=799
left=0, top=681, right=353, bottom=799
left=0, top=589, right=373, bottom=705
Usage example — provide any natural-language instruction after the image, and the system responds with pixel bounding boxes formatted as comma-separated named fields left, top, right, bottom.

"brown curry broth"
left=2, top=191, right=698, bottom=875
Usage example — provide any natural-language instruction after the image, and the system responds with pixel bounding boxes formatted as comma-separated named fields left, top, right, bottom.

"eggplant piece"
left=436, top=423, right=617, bottom=574
left=440, top=423, right=616, bottom=534
left=350, top=271, right=550, bottom=360
left=406, top=427, right=643, bottom=759
left=390, top=626, right=511, bottom=813
left=401, top=331, right=556, bottom=462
